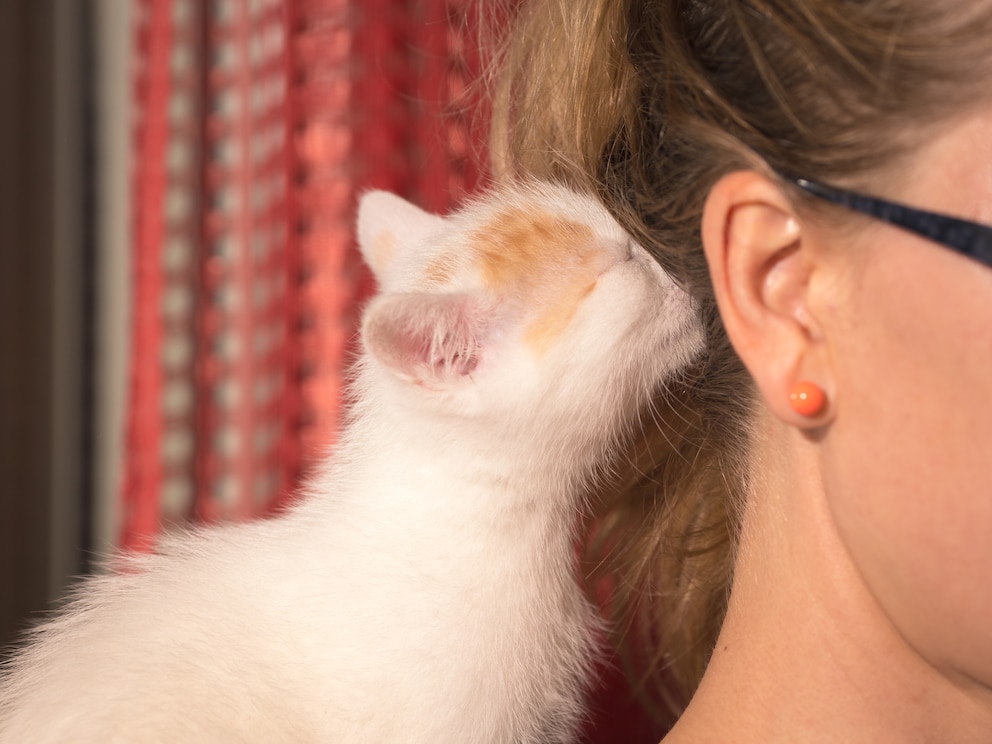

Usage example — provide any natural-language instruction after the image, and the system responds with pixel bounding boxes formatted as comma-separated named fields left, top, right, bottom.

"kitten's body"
left=0, top=181, right=703, bottom=743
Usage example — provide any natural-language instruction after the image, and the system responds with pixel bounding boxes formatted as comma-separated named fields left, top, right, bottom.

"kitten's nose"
left=590, top=239, right=633, bottom=278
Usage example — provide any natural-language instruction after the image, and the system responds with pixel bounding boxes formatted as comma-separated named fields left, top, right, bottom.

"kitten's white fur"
left=0, top=181, right=703, bottom=743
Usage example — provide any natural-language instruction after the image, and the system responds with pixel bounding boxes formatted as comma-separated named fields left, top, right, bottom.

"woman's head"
left=722, top=108, right=992, bottom=695
left=489, top=0, right=992, bottom=721
left=493, top=0, right=992, bottom=288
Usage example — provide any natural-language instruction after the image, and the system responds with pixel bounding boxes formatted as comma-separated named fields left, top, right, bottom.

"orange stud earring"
left=789, top=381, right=826, bottom=417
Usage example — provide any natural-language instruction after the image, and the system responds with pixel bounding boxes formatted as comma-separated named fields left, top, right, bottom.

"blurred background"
left=0, top=0, right=484, bottom=651
left=0, top=1, right=658, bottom=740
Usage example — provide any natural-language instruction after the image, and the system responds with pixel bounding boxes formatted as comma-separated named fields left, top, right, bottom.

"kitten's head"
left=356, top=181, right=703, bottom=444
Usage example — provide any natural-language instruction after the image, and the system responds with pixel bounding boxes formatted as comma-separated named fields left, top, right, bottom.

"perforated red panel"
left=124, top=0, right=486, bottom=543
left=124, top=0, right=204, bottom=550
left=289, top=0, right=373, bottom=470
left=193, top=0, right=291, bottom=522
left=408, top=0, right=487, bottom=212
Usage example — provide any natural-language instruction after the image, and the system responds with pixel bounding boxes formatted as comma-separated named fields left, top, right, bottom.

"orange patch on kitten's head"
left=466, top=206, right=609, bottom=355
left=523, top=280, right=598, bottom=355
left=471, top=209, right=597, bottom=289
left=422, top=255, right=457, bottom=287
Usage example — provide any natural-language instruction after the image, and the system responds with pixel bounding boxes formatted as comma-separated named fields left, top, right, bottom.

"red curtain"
left=125, top=1, right=658, bottom=740
left=125, top=0, right=485, bottom=544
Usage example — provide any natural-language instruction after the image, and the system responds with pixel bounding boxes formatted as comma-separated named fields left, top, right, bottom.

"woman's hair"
left=485, top=0, right=992, bottom=724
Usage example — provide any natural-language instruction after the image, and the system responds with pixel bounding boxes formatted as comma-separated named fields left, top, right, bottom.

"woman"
left=490, top=1, right=992, bottom=740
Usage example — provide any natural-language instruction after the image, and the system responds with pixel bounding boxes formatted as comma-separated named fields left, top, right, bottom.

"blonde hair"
left=485, top=0, right=992, bottom=725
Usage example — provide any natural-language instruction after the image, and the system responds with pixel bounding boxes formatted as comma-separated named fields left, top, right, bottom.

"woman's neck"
left=662, top=414, right=992, bottom=744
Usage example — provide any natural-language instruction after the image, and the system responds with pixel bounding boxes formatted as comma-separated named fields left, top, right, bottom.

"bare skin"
left=664, top=108, right=992, bottom=743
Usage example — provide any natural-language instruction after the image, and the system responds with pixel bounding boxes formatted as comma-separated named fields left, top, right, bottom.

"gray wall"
left=0, top=0, right=91, bottom=649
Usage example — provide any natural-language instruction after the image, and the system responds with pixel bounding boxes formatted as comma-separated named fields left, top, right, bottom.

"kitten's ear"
left=357, top=191, right=447, bottom=283
left=362, top=292, right=487, bottom=388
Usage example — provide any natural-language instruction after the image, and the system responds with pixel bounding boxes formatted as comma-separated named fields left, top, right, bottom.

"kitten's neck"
left=319, top=381, right=606, bottom=533
left=300, top=398, right=589, bottom=591
left=349, top=385, right=603, bottom=496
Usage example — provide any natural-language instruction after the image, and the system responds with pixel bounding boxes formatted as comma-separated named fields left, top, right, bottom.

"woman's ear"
left=702, top=171, right=834, bottom=427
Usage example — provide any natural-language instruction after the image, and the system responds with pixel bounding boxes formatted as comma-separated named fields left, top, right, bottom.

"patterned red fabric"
left=124, top=0, right=483, bottom=541
left=125, top=0, right=204, bottom=550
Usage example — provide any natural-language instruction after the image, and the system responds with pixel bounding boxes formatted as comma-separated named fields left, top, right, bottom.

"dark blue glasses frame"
left=787, top=176, right=992, bottom=269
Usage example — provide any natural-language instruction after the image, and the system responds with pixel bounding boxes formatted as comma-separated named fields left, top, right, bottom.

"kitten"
left=0, top=180, right=703, bottom=743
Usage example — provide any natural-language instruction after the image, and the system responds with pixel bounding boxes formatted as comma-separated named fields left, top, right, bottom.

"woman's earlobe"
left=702, top=171, right=835, bottom=426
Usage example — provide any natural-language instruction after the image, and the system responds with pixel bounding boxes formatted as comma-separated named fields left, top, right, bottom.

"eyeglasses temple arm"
left=793, top=177, right=992, bottom=266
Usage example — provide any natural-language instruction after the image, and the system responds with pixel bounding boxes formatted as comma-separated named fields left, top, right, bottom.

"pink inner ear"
left=363, top=293, right=484, bottom=385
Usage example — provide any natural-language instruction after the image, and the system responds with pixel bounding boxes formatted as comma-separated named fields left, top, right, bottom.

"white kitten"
left=0, top=180, right=703, bottom=743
